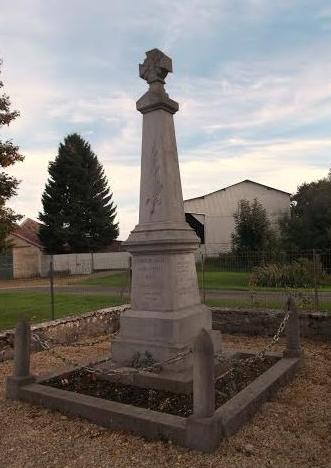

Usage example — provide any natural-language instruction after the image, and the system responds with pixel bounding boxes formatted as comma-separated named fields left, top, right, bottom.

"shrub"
left=249, top=257, right=325, bottom=288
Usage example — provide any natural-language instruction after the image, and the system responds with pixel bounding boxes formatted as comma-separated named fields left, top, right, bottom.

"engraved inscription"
left=132, top=256, right=166, bottom=309
left=174, top=255, right=200, bottom=307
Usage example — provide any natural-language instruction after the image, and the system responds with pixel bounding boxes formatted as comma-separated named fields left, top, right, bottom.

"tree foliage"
left=0, top=59, right=24, bottom=250
left=279, top=170, right=331, bottom=251
left=232, top=198, right=276, bottom=252
left=39, top=133, right=119, bottom=253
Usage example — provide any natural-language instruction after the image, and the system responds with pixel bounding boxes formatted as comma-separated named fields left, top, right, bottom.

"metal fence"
left=0, top=253, right=132, bottom=329
left=196, top=248, right=331, bottom=313
left=0, top=249, right=330, bottom=330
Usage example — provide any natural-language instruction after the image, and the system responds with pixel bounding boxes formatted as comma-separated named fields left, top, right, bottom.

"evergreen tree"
left=0, top=59, right=24, bottom=250
left=232, top=198, right=276, bottom=252
left=39, top=133, right=119, bottom=253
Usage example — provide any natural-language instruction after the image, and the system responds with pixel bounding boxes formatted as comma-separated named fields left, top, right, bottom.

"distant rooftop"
left=184, top=179, right=291, bottom=203
left=12, top=218, right=43, bottom=249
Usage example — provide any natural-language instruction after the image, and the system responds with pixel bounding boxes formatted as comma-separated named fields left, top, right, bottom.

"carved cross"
left=139, top=48, right=173, bottom=84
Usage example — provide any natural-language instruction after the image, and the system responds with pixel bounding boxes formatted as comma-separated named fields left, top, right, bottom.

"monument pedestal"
left=112, top=305, right=212, bottom=369
left=112, top=49, right=222, bottom=373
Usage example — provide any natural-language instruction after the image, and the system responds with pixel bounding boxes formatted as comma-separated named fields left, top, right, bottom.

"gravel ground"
left=0, top=334, right=330, bottom=468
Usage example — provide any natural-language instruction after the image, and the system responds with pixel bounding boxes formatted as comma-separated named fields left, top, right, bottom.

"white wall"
left=185, top=181, right=290, bottom=255
left=40, top=252, right=131, bottom=276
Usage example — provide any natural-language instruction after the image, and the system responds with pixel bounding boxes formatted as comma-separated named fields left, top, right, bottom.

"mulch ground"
left=45, top=357, right=275, bottom=417
left=0, top=334, right=330, bottom=468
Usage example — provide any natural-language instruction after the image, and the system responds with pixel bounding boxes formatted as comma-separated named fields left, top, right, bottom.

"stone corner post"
left=6, top=318, right=35, bottom=400
left=186, top=328, right=219, bottom=452
left=283, top=296, right=303, bottom=360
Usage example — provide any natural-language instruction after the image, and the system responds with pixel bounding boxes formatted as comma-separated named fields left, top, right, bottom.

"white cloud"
left=2, top=0, right=331, bottom=241
left=180, top=136, right=331, bottom=201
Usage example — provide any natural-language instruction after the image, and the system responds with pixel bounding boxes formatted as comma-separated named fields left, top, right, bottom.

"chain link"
left=33, top=333, right=113, bottom=348
left=32, top=333, right=83, bottom=368
left=31, top=307, right=290, bottom=382
left=214, top=307, right=290, bottom=382
left=32, top=332, right=191, bottom=377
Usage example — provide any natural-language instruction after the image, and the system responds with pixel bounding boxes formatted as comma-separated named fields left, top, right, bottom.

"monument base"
left=103, top=330, right=225, bottom=393
left=111, top=304, right=221, bottom=370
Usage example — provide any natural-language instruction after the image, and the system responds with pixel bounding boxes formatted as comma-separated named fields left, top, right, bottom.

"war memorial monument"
left=5, top=49, right=302, bottom=453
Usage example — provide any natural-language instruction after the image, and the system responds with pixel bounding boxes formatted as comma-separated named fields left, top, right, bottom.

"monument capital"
left=139, top=48, right=172, bottom=84
left=137, top=48, right=179, bottom=114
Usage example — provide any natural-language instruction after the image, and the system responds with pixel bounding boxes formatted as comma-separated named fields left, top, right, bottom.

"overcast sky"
left=1, top=0, right=331, bottom=239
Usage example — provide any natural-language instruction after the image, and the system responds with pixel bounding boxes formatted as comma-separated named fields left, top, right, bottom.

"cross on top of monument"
left=139, top=48, right=173, bottom=84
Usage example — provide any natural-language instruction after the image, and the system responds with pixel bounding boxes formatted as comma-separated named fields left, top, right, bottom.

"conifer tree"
left=39, top=133, right=119, bottom=253
left=0, top=59, right=24, bottom=250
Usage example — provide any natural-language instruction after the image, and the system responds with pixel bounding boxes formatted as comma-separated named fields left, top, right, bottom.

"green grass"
left=1, top=287, right=329, bottom=332
left=0, top=292, right=127, bottom=331
left=81, top=272, right=130, bottom=287
left=80, top=270, right=331, bottom=292
left=80, top=271, right=251, bottom=290
left=198, top=271, right=250, bottom=290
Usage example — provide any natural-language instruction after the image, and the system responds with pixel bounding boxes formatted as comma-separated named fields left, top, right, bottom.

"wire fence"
left=0, top=249, right=330, bottom=330
left=196, top=248, right=331, bottom=313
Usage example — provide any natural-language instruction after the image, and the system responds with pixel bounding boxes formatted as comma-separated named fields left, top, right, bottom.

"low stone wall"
left=1, top=305, right=329, bottom=362
left=212, top=308, right=331, bottom=340
left=0, top=305, right=130, bottom=362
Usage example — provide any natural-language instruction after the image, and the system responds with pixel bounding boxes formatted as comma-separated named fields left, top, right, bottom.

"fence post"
left=49, top=255, right=55, bottom=321
left=6, top=319, right=35, bottom=400
left=201, top=253, right=206, bottom=304
left=312, top=249, right=319, bottom=312
left=127, top=256, right=132, bottom=298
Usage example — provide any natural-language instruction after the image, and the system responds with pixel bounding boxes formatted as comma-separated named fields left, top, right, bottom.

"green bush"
left=250, top=257, right=325, bottom=288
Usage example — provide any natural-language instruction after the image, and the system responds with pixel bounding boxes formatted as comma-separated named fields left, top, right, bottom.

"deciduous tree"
left=0, top=60, right=24, bottom=250
left=232, top=198, right=276, bottom=252
left=279, top=170, right=331, bottom=251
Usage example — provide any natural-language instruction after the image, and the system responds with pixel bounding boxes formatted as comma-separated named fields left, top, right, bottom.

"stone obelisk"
left=112, top=49, right=214, bottom=370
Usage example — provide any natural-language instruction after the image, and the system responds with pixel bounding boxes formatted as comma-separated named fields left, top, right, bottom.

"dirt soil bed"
left=45, top=358, right=275, bottom=417
left=0, top=334, right=330, bottom=468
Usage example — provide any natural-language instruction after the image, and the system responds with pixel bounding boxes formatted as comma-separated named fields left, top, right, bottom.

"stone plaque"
left=173, top=255, right=200, bottom=308
left=131, top=256, right=167, bottom=310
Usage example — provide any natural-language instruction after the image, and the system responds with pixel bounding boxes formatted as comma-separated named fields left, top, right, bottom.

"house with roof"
left=0, top=218, right=126, bottom=279
left=184, top=180, right=291, bottom=255
left=3, top=218, right=44, bottom=279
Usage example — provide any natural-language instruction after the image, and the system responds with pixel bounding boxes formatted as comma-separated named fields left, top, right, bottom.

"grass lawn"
left=81, top=270, right=331, bottom=292
left=198, top=271, right=250, bottom=289
left=81, top=272, right=131, bottom=288
left=80, top=271, right=251, bottom=290
left=0, top=292, right=127, bottom=331
left=1, top=288, right=330, bottom=332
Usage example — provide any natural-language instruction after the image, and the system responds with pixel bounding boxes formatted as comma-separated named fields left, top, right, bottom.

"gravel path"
left=0, top=335, right=330, bottom=468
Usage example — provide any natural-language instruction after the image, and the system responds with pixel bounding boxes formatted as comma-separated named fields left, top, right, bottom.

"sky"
left=1, top=0, right=331, bottom=239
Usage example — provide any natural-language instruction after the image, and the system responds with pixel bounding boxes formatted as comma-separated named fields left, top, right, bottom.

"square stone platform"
left=10, top=351, right=302, bottom=452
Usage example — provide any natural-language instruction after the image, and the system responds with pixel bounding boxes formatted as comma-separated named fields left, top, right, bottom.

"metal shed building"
left=184, top=179, right=291, bottom=255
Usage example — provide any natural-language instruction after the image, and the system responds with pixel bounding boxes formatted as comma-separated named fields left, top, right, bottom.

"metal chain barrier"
left=31, top=332, right=191, bottom=377
left=32, top=333, right=83, bottom=369
left=214, top=307, right=290, bottom=382
left=31, top=306, right=290, bottom=382
left=33, top=334, right=112, bottom=348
